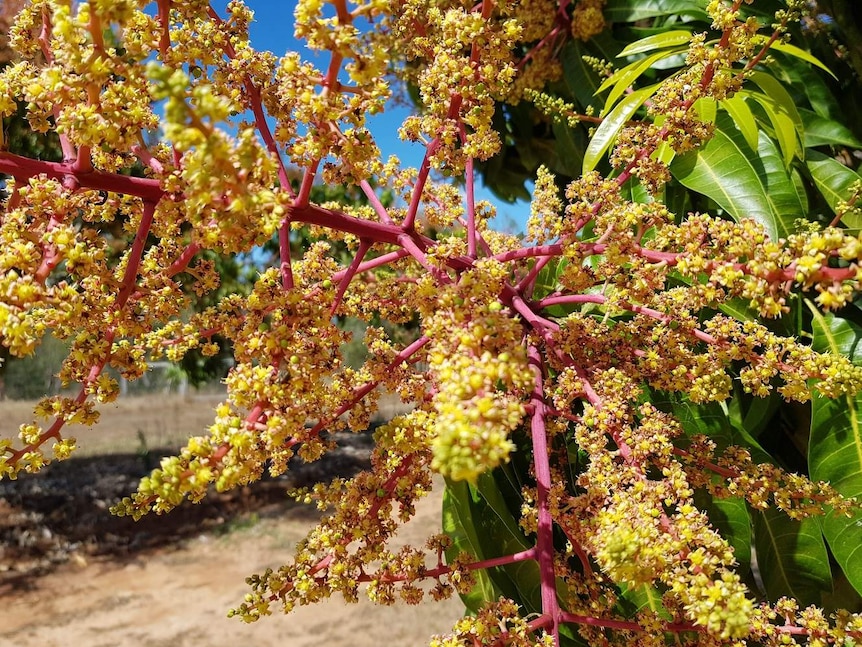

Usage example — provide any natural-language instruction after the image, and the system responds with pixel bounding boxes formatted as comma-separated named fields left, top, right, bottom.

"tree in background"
left=3, top=1, right=862, bottom=645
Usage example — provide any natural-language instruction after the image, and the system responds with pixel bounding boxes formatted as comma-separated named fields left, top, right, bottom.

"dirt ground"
left=0, top=394, right=465, bottom=647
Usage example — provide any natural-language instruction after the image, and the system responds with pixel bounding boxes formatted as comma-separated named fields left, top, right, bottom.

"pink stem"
left=402, top=139, right=440, bottom=231
left=527, top=344, right=560, bottom=644
left=0, top=152, right=164, bottom=202
left=331, top=239, right=371, bottom=316
left=332, top=249, right=411, bottom=281
left=278, top=217, right=295, bottom=291
left=359, top=179, right=394, bottom=225
left=116, top=200, right=156, bottom=308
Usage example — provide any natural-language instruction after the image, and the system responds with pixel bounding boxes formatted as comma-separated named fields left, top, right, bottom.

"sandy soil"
left=0, top=395, right=465, bottom=647
left=1, top=485, right=463, bottom=647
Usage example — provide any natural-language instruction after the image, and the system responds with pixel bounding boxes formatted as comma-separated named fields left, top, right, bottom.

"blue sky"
left=230, top=0, right=528, bottom=232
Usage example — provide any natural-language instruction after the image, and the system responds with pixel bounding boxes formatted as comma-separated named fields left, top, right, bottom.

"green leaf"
left=740, top=392, right=781, bottom=439
left=747, top=71, right=803, bottom=127
left=720, top=96, right=759, bottom=151
left=551, top=120, right=587, bottom=178
left=443, top=473, right=543, bottom=615
left=791, top=167, right=810, bottom=217
left=767, top=41, right=837, bottom=79
left=807, top=305, right=862, bottom=597
left=670, top=113, right=803, bottom=240
left=618, top=583, right=671, bottom=619
left=753, top=508, right=832, bottom=606
left=442, top=480, right=504, bottom=613
left=651, top=395, right=753, bottom=570
left=711, top=497, right=752, bottom=570
left=599, top=51, right=682, bottom=115
left=806, top=150, right=862, bottom=228
left=692, top=97, right=717, bottom=125
left=800, top=108, right=862, bottom=149
left=584, top=84, right=657, bottom=173
left=616, top=30, right=692, bottom=58
left=742, top=89, right=801, bottom=167
left=562, top=41, right=603, bottom=109
left=604, top=0, right=709, bottom=21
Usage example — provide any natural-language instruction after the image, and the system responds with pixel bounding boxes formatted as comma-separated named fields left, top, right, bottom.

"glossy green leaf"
left=740, top=392, right=781, bottom=439
left=808, top=305, right=862, bottom=597
left=742, top=89, right=801, bottom=167
left=561, top=41, right=603, bottom=109
left=801, top=108, right=862, bottom=149
left=797, top=65, right=842, bottom=120
left=720, top=96, right=759, bottom=151
left=616, top=30, right=692, bottom=58
left=533, top=258, right=568, bottom=300
left=693, top=97, right=717, bottom=125
left=443, top=474, right=543, bottom=615
left=619, top=583, right=671, bottom=619
left=791, top=167, right=810, bottom=216
left=442, top=480, right=504, bottom=613
left=599, top=51, right=682, bottom=115
left=768, top=41, right=837, bottom=79
left=551, top=120, right=587, bottom=178
left=604, top=0, right=709, bottom=21
left=753, top=509, right=832, bottom=606
left=671, top=113, right=803, bottom=240
left=584, top=85, right=656, bottom=173
left=806, top=150, right=862, bottom=228
left=747, top=71, right=803, bottom=127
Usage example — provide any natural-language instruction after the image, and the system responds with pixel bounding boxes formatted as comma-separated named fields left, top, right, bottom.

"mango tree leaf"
left=800, top=108, right=862, bottom=149
left=617, top=30, right=693, bottom=58
left=693, top=96, right=717, bottom=125
left=806, top=150, right=862, bottom=229
left=720, top=96, right=759, bottom=151
left=443, top=480, right=505, bottom=613
left=533, top=258, right=568, bottom=300
left=584, top=84, right=657, bottom=173
left=767, top=40, right=837, bottom=79
left=618, top=583, right=671, bottom=619
left=807, top=304, right=862, bottom=597
left=792, top=65, right=842, bottom=120
left=671, top=113, right=803, bottom=240
left=650, top=394, right=753, bottom=571
left=599, top=51, right=683, bottom=115
left=604, top=0, right=709, bottom=21
left=443, top=474, right=543, bottom=615
left=747, top=71, right=803, bottom=127
left=562, top=41, right=603, bottom=109
left=720, top=402, right=834, bottom=605
left=791, top=167, right=810, bottom=216
left=741, top=89, right=801, bottom=167
left=551, top=120, right=587, bottom=178
left=753, top=509, right=832, bottom=606
left=659, top=392, right=832, bottom=601
left=740, top=392, right=781, bottom=439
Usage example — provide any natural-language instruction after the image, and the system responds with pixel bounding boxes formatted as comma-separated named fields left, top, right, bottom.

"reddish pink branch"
left=0, top=152, right=164, bottom=202
left=116, top=201, right=157, bottom=308
left=167, top=242, right=202, bottom=277
left=359, top=179, right=394, bottom=225
left=331, top=239, right=371, bottom=316
left=527, top=344, right=561, bottom=644
left=332, top=249, right=411, bottom=281
left=278, top=216, right=295, bottom=291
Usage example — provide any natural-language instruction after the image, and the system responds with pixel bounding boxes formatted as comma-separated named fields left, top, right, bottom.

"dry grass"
left=0, top=391, right=413, bottom=457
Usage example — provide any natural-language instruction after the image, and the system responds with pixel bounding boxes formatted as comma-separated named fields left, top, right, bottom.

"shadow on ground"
left=0, top=430, right=375, bottom=593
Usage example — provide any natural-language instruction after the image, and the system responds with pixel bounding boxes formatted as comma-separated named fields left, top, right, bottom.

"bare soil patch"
left=0, top=395, right=463, bottom=646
